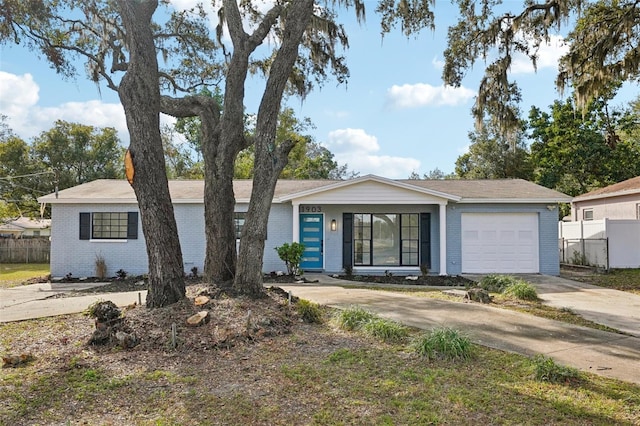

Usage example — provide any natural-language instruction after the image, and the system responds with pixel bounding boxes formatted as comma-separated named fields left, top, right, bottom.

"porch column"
left=439, top=203, right=447, bottom=275
left=292, top=202, right=300, bottom=243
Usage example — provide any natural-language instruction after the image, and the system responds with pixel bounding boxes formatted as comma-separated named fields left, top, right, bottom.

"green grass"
left=0, top=263, right=50, bottom=288
left=296, top=299, right=324, bottom=324
left=412, top=327, right=475, bottom=361
left=532, top=354, right=582, bottom=385
left=1, top=314, right=639, bottom=425
left=504, top=281, right=539, bottom=301
left=570, top=268, right=640, bottom=295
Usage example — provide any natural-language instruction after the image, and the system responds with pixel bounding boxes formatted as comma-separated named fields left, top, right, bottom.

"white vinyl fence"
left=559, top=219, right=640, bottom=269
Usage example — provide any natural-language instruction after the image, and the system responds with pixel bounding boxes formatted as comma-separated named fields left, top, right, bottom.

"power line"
left=0, top=170, right=55, bottom=180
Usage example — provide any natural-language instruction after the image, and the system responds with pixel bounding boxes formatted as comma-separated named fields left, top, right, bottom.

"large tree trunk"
left=202, top=109, right=243, bottom=285
left=234, top=0, right=315, bottom=296
left=159, top=95, right=241, bottom=285
left=117, top=0, right=185, bottom=308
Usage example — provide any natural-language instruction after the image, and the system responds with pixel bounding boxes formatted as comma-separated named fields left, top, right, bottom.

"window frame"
left=583, top=209, right=594, bottom=221
left=79, top=212, right=138, bottom=241
left=353, top=213, right=420, bottom=267
left=91, top=212, right=129, bottom=240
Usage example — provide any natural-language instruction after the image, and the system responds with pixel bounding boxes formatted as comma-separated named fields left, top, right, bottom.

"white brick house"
left=38, top=175, right=571, bottom=278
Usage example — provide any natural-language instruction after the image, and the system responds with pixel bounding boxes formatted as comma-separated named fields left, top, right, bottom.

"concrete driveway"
left=281, top=274, right=640, bottom=385
left=465, top=274, right=640, bottom=337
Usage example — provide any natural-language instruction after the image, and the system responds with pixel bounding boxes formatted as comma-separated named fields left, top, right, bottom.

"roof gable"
left=280, top=175, right=460, bottom=204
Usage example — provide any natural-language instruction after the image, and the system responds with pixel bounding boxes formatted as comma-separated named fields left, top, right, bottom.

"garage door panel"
left=461, top=213, right=539, bottom=273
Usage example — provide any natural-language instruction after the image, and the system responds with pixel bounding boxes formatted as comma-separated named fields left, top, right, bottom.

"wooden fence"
left=0, top=239, right=51, bottom=263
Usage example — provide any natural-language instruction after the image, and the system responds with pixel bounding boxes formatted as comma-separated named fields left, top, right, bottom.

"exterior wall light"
left=330, top=219, right=337, bottom=231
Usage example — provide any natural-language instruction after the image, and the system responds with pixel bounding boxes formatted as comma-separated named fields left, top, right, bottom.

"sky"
left=0, top=1, right=637, bottom=179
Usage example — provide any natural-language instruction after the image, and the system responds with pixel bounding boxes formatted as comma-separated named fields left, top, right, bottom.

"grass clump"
left=478, top=274, right=515, bottom=293
left=412, top=327, right=475, bottom=361
left=504, top=281, right=539, bottom=301
left=296, top=299, right=323, bottom=324
left=532, top=354, right=581, bottom=384
left=334, top=306, right=408, bottom=342
left=333, top=306, right=377, bottom=331
left=362, top=318, right=409, bottom=343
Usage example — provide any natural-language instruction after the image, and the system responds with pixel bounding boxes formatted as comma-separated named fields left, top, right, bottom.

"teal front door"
left=300, top=214, right=324, bottom=270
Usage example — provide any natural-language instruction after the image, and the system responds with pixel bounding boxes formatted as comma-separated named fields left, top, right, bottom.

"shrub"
left=343, top=265, right=353, bottom=276
left=504, top=281, right=539, bottom=301
left=420, top=264, right=429, bottom=277
left=297, top=299, right=323, bottom=324
left=412, top=327, right=475, bottom=361
left=275, top=242, right=305, bottom=275
left=95, top=254, right=107, bottom=279
left=532, top=354, right=581, bottom=384
left=334, top=306, right=377, bottom=331
left=363, top=318, right=409, bottom=342
left=115, top=269, right=128, bottom=280
left=478, top=274, right=515, bottom=293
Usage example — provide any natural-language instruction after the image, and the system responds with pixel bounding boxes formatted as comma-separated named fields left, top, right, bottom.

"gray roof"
left=573, top=176, right=640, bottom=202
left=38, top=176, right=571, bottom=204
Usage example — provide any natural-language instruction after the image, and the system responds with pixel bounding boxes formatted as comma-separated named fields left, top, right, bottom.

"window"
left=353, top=213, right=419, bottom=267
left=637, top=204, right=640, bottom=220
left=234, top=212, right=245, bottom=239
left=93, top=212, right=128, bottom=239
left=583, top=209, right=594, bottom=221
left=79, top=212, right=138, bottom=240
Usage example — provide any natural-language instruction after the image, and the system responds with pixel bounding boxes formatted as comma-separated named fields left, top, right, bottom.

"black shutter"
left=420, top=213, right=431, bottom=269
left=127, top=212, right=138, bottom=239
left=342, top=213, right=353, bottom=270
left=79, top=213, right=90, bottom=240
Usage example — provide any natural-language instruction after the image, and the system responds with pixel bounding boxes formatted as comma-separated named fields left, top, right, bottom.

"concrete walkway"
left=0, top=283, right=145, bottom=323
left=1, top=275, right=639, bottom=385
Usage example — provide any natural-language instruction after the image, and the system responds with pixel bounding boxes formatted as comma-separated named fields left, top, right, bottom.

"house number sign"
left=301, top=205, right=322, bottom=212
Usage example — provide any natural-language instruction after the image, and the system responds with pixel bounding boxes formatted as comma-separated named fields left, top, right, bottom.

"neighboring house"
left=37, top=175, right=570, bottom=278
left=571, top=176, right=640, bottom=221
left=560, top=176, right=640, bottom=269
left=0, top=217, right=52, bottom=239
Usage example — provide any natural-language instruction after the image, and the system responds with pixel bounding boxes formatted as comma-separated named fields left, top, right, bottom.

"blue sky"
left=0, top=1, right=636, bottom=178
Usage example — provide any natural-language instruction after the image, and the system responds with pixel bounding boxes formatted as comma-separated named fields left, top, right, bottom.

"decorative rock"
left=405, top=275, right=419, bottom=281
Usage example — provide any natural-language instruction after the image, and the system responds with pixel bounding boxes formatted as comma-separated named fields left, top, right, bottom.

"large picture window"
left=353, top=213, right=419, bottom=266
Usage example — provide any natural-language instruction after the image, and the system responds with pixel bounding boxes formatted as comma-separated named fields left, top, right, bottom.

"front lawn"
left=562, top=268, right=640, bottom=295
left=0, top=305, right=638, bottom=425
left=0, top=263, right=50, bottom=288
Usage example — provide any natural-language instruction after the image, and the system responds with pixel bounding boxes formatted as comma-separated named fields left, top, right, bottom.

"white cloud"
left=0, top=71, right=129, bottom=142
left=431, top=56, right=445, bottom=70
left=386, top=83, right=475, bottom=109
left=510, top=34, right=569, bottom=74
left=0, top=71, right=39, bottom=124
left=325, top=128, right=420, bottom=178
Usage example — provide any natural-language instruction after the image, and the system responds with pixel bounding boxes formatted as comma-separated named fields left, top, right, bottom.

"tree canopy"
left=438, top=0, right=640, bottom=130
left=0, top=118, right=124, bottom=218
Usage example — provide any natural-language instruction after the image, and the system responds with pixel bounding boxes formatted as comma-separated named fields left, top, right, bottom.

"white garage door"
left=461, top=213, right=539, bottom=273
